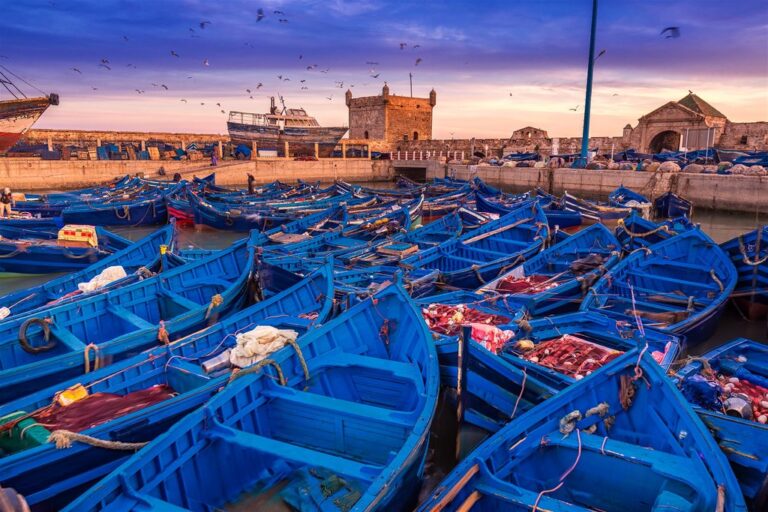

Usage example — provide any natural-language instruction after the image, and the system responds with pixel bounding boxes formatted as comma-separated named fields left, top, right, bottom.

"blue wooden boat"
left=563, top=191, right=632, bottom=226
left=416, top=292, right=558, bottom=433
left=654, top=191, right=693, bottom=218
left=0, top=215, right=63, bottom=230
left=475, top=193, right=582, bottom=230
left=608, top=185, right=652, bottom=217
left=677, top=338, right=768, bottom=509
left=479, top=223, right=621, bottom=315
left=419, top=348, right=747, bottom=512
left=0, top=225, right=132, bottom=275
left=0, top=264, right=335, bottom=511
left=0, top=232, right=258, bottom=403
left=720, top=226, right=768, bottom=320
left=331, top=211, right=463, bottom=269
left=402, top=200, right=549, bottom=290
left=502, top=311, right=681, bottom=389
left=60, top=191, right=173, bottom=227
left=0, top=223, right=175, bottom=320
left=615, top=211, right=695, bottom=252
left=581, top=228, right=737, bottom=344
left=63, top=280, right=439, bottom=512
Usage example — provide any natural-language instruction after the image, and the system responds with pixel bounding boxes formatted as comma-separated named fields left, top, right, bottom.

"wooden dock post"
left=251, top=141, right=257, bottom=160
left=314, top=142, right=319, bottom=159
left=284, top=141, right=290, bottom=159
left=218, top=140, right=223, bottom=158
left=342, top=142, right=347, bottom=160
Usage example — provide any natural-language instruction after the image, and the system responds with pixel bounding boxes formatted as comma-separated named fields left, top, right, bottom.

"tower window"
left=364, top=130, right=369, bottom=139
left=403, top=134, right=409, bottom=141
left=413, top=131, right=419, bottom=140
left=740, top=135, right=748, bottom=144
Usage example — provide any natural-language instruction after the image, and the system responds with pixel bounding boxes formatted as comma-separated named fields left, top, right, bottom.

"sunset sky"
left=2, top=0, right=767, bottom=138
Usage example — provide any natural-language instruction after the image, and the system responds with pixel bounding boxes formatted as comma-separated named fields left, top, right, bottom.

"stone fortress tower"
left=346, top=84, right=436, bottom=144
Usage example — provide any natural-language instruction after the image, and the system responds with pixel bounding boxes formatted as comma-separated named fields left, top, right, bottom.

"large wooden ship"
left=0, top=69, right=58, bottom=154
left=227, top=97, right=347, bottom=156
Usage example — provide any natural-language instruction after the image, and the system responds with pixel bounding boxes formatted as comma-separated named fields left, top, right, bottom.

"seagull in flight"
left=170, top=50, right=180, bottom=57
left=98, top=63, right=111, bottom=70
left=326, top=95, right=333, bottom=101
left=256, top=8, right=265, bottom=21
left=180, top=99, right=187, bottom=103
left=256, top=83, right=263, bottom=89
left=660, top=26, right=680, bottom=38
left=199, top=20, right=211, bottom=29
left=569, top=105, right=580, bottom=111
left=399, top=43, right=407, bottom=50
left=100, top=58, right=109, bottom=64
left=203, top=59, right=210, bottom=66
left=274, top=10, right=285, bottom=14
left=71, top=67, right=82, bottom=73
left=415, top=58, right=422, bottom=66
left=161, top=84, right=169, bottom=90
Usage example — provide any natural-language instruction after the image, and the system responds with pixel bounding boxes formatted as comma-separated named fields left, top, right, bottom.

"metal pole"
left=455, top=325, right=471, bottom=461
left=409, top=72, right=413, bottom=97
left=577, top=0, right=599, bottom=167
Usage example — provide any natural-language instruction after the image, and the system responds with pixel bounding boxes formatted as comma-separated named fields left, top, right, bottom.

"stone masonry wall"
left=718, top=122, right=768, bottom=150
left=384, top=95, right=433, bottom=143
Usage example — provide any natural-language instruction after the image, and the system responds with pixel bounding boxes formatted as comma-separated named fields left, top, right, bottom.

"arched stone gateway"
left=649, top=130, right=681, bottom=153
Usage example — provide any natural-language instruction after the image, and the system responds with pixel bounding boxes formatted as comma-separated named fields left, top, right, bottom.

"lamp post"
left=576, top=0, right=599, bottom=168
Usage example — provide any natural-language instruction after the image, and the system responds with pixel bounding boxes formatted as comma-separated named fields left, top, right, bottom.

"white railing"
left=392, top=150, right=465, bottom=161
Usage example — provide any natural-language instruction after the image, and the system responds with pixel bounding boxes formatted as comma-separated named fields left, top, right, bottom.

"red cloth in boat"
left=35, top=384, right=175, bottom=433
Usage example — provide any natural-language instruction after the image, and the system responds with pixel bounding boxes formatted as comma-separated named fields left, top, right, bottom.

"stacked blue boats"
left=0, top=174, right=762, bottom=511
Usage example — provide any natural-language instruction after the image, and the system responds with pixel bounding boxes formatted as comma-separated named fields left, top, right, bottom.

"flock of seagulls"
left=46, top=1, right=685, bottom=118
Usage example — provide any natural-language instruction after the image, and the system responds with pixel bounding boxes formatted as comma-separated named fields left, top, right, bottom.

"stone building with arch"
left=623, top=93, right=731, bottom=153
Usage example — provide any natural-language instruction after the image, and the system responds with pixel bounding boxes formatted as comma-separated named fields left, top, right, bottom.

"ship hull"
left=227, top=122, right=348, bottom=157
left=0, top=97, right=52, bottom=154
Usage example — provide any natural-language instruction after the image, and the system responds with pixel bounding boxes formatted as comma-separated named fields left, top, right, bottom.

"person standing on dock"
left=0, top=188, right=14, bottom=218
left=210, top=153, right=218, bottom=167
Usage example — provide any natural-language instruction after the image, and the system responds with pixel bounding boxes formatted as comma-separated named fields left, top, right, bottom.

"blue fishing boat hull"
left=61, top=196, right=169, bottom=227
left=0, top=233, right=257, bottom=403
left=615, top=211, right=695, bottom=252
left=654, top=191, right=693, bottom=218
left=419, top=349, right=747, bottom=511
left=581, top=228, right=737, bottom=345
left=0, top=265, right=335, bottom=511
left=0, top=226, right=132, bottom=275
left=64, top=282, right=439, bottom=512
left=403, top=201, right=549, bottom=290
left=0, top=223, right=175, bottom=319
left=480, top=223, right=621, bottom=315
left=503, top=311, right=682, bottom=389
left=720, top=226, right=768, bottom=320
left=678, top=338, right=768, bottom=509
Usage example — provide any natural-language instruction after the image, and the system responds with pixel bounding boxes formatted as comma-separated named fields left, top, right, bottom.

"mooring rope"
left=48, top=430, right=147, bottom=450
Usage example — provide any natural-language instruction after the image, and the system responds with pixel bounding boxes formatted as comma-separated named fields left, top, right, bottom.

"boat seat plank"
left=157, top=288, right=200, bottom=312
left=630, top=271, right=717, bottom=291
left=207, top=421, right=382, bottom=481
left=106, top=305, right=155, bottom=330
left=310, top=352, right=426, bottom=396
left=262, top=385, right=416, bottom=428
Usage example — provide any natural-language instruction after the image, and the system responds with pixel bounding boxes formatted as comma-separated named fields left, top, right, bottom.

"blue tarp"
left=234, top=144, right=252, bottom=158
left=503, top=152, right=539, bottom=161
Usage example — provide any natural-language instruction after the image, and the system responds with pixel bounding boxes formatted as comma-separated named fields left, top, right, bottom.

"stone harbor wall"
left=426, top=163, right=767, bottom=213
left=0, top=158, right=394, bottom=190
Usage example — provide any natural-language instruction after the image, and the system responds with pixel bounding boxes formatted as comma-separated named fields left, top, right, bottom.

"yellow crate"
left=58, top=224, right=98, bottom=247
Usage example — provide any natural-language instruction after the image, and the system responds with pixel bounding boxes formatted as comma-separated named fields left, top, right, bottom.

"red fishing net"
left=521, top=334, right=622, bottom=379
left=421, top=304, right=510, bottom=336
left=495, top=274, right=559, bottom=294
left=34, top=384, right=175, bottom=433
